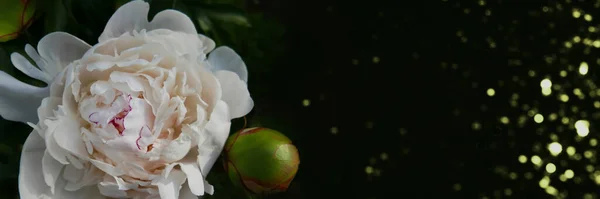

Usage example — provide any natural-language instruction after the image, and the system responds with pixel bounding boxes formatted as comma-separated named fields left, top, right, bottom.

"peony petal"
left=37, top=32, right=91, bottom=77
left=198, top=101, right=231, bottom=175
left=162, top=163, right=178, bottom=179
left=98, top=175, right=129, bottom=198
left=66, top=154, right=84, bottom=170
left=109, top=71, right=146, bottom=92
left=19, top=131, right=52, bottom=199
left=54, top=182, right=106, bottom=199
left=0, top=71, right=49, bottom=123
left=207, top=46, right=248, bottom=82
left=148, top=9, right=197, bottom=35
left=10, top=52, right=51, bottom=83
left=64, top=165, right=101, bottom=192
left=42, top=151, right=64, bottom=194
left=215, top=70, right=254, bottom=119
left=160, top=133, right=192, bottom=162
left=114, top=176, right=137, bottom=190
left=156, top=169, right=187, bottom=199
left=90, top=159, right=126, bottom=177
left=198, top=34, right=215, bottom=54
left=204, top=181, right=214, bottom=195
left=49, top=68, right=68, bottom=97
left=180, top=163, right=204, bottom=196
left=198, top=68, right=222, bottom=114
left=24, top=44, right=47, bottom=73
left=44, top=119, right=70, bottom=164
left=36, top=97, right=62, bottom=136
left=99, top=0, right=150, bottom=42
left=179, top=182, right=199, bottom=199
left=62, top=164, right=83, bottom=185
left=21, top=135, right=105, bottom=199
left=52, top=116, right=88, bottom=158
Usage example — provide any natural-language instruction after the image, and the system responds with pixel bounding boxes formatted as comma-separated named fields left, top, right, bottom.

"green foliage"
left=0, top=0, right=287, bottom=198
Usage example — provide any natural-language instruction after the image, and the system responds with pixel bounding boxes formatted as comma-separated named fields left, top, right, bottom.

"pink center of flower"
left=88, top=94, right=133, bottom=135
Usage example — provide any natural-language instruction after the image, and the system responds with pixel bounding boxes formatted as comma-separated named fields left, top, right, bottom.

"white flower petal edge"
left=198, top=100, right=231, bottom=175
left=208, top=46, right=253, bottom=118
left=208, top=47, right=249, bottom=82
left=0, top=32, right=91, bottom=123
left=215, top=71, right=253, bottom=119
left=99, top=0, right=199, bottom=45
left=36, top=32, right=92, bottom=77
left=19, top=131, right=49, bottom=198
left=0, top=72, right=48, bottom=123
left=20, top=132, right=105, bottom=199
left=8, top=0, right=254, bottom=198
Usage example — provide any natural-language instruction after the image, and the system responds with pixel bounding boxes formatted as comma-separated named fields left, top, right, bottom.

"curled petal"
left=100, top=0, right=199, bottom=43
left=98, top=176, right=129, bottom=198
left=148, top=9, right=197, bottom=36
left=99, top=0, right=150, bottom=42
left=161, top=163, right=178, bottom=179
left=179, top=163, right=204, bottom=196
left=207, top=46, right=248, bottom=83
left=109, top=71, right=146, bottom=92
left=37, top=32, right=91, bottom=77
left=204, top=181, right=214, bottom=195
left=215, top=70, right=253, bottom=119
left=198, top=34, right=215, bottom=54
left=0, top=71, right=48, bottom=123
left=160, top=133, right=192, bottom=163
left=180, top=181, right=213, bottom=198
left=156, top=169, right=187, bottom=199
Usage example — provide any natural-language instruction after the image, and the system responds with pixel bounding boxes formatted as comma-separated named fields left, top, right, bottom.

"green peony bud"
left=0, top=0, right=35, bottom=42
left=223, top=127, right=300, bottom=195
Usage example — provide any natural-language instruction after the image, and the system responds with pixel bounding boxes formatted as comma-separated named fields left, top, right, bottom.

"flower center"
left=80, top=89, right=156, bottom=153
left=107, top=95, right=132, bottom=135
left=87, top=94, right=133, bottom=135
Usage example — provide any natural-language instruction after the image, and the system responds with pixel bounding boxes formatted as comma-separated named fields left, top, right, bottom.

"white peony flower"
left=0, top=1, right=254, bottom=198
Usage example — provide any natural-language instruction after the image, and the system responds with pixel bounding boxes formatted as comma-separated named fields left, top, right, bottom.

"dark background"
left=1, top=0, right=599, bottom=198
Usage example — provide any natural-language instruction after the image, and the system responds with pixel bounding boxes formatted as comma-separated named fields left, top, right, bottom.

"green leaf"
left=0, top=47, right=12, bottom=74
left=43, top=0, right=69, bottom=33
left=65, top=0, right=115, bottom=42
left=198, top=4, right=251, bottom=27
left=0, top=144, right=13, bottom=156
left=197, top=14, right=214, bottom=33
